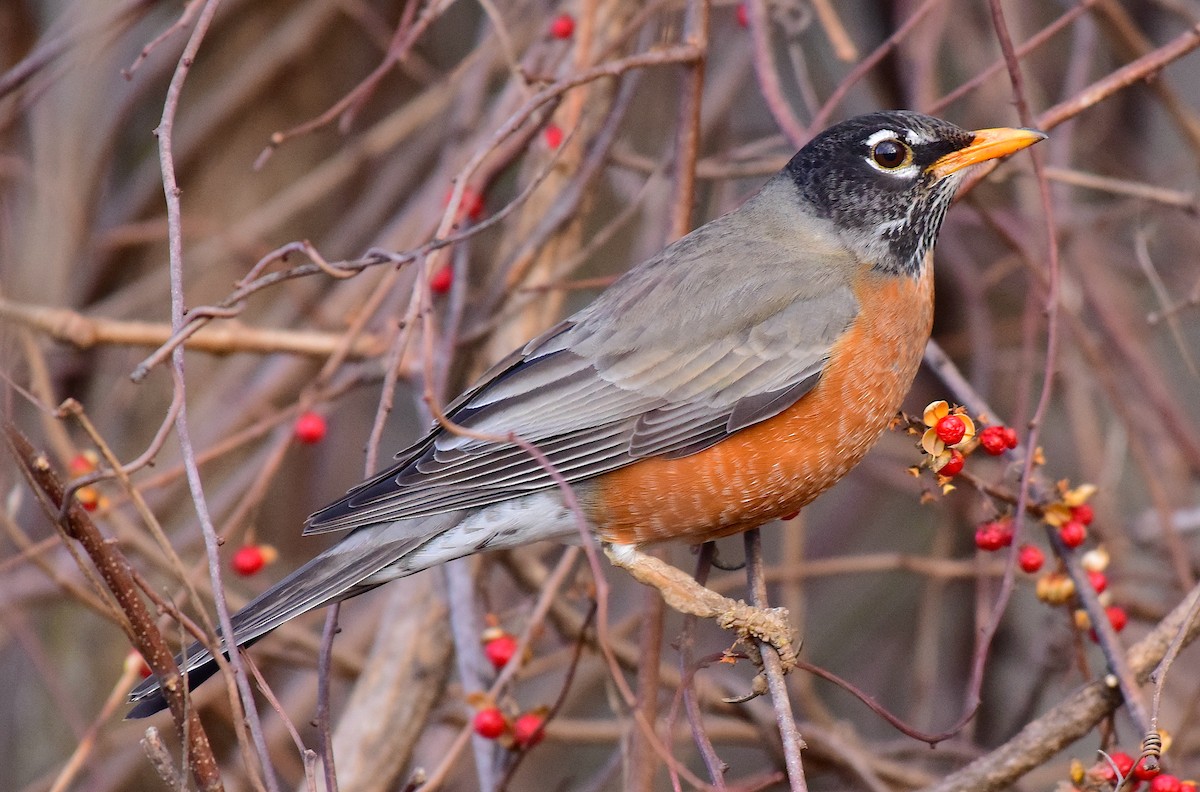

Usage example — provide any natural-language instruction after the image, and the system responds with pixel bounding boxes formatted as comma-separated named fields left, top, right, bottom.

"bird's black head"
left=786, top=111, right=1043, bottom=276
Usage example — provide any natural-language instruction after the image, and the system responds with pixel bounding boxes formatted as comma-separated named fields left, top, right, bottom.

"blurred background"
left=1, top=0, right=1199, bottom=790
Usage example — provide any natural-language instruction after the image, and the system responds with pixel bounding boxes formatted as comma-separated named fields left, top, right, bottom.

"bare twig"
left=153, top=0, right=276, bottom=787
left=744, top=530, right=807, bottom=792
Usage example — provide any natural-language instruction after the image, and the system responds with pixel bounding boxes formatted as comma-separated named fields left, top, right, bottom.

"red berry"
left=979, top=426, right=1010, bottom=455
left=543, top=124, right=564, bottom=149
left=463, top=189, right=485, bottom=220
left=1087, top=570, right=1108, bottom=593
left=76, top=485, right=100, bottom=511
left=938, top=449, right=964, bottom=477
left=484, top=634, right=519, bottom=670
left=975, top=526, right=1002, bottom=552
left=735, top=2, right=749, bottom=27
left=1106, top=605, right=1128, bottom=633
left=1135, top=756, right=1162, bottom=781
left=1071, top=503, right=1095, bottom=526
left=429, top=266, right=453, bottom=294
left=232, top=545, right=265, bottom=576
left=1059, top=520, right=1087, bottom=549
left=473, top=707, right=507, bottom=739
left=511, top=712, right=545, bottom=748
left=1110, top=752, right=1136, bottom=778
left=69, top=452, right=97, bottom=476
left=1017, top=544, right=1044, bottom=573
left=549, top=13, right=575, bottom=38
left=974, top=520, right=1013, bottom=552
left=294, top=412, right=327, bottom=444
left=1000, top=426, right=1019, bottom=448
left=443, top=187, right=485, bottom=221
left=1151, top=775, right=1183, bottom=792
left=935, top=414, right=967, bottom=445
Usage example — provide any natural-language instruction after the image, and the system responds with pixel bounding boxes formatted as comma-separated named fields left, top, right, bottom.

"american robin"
left=128, top=111, right=1043, bottom=717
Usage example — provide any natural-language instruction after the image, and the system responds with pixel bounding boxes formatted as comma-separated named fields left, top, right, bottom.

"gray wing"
left=307, top=178, right=860, bottom=534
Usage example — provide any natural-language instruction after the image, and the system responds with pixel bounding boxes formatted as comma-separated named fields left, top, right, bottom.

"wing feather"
left=307, top=179, right=861, bottom=534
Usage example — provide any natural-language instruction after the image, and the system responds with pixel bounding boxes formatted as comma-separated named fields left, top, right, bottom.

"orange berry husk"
left=76, top=485, right=100, bottom=511
left=1035, top=572, right=1075, bottom=605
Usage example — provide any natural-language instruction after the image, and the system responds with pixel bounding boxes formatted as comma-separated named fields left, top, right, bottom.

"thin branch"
left=745, top=0, right=806, bottom=147
left=154, top=0, right=277, bottom=787
left=744, top=530, right=808, bottom=792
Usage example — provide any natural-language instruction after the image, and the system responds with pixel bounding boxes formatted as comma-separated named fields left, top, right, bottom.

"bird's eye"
left=870, top=139, right=912, bottom=170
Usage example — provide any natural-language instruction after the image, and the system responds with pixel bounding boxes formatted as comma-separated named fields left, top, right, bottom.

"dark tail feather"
left=126, top=643, right=235, bottom=719
left=125, top=519, right=449, bottom=718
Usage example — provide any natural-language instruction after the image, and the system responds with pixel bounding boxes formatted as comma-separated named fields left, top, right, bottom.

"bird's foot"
left=603, top=543, right=797, bottom=693
left=716, top=601, right=797, bottom=671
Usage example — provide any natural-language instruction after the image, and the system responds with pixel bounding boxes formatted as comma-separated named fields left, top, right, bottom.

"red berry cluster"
left=1042, top=483, right=1098, bottom=552
left=471, top=705, right=547, bottom=750
left=69, top=451, right=110, bottom=513
left=978, top=425, right=1018, bottom=455
left=1031, top=541, right=1131, bottom=643
left=1058, top=503, right=1093, bottom=548
left=1087, top=750, right=1186, bottom=788
left=918, top=401, right=1013, bottom=483
left=974, top=518, right=1013, bottom=551
left=916, top=401, right=1026, bottom=484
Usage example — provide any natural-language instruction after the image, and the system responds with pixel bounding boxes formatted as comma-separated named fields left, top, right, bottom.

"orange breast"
left=585, top=264, right=934, bottom=545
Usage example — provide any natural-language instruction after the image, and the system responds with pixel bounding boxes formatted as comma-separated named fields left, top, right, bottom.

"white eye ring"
left=863, top=129, right=919, bottom=177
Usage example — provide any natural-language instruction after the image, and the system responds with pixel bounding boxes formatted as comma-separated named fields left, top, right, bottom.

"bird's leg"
left=603, top=543, right=797, bottom=675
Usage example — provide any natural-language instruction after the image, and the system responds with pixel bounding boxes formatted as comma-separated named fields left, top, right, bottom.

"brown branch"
left=929, top=0, right=1098, bottom=114
left=669, top=0, right=708, bottom=240
left=1037, top=23, right=1200, bottom=130
left=808, top=0, right=946, bottom=132
left=253, top=0, right=457, bottom=168
left=0, top=299, right=386, bottom=359
left=745, top=0, right=806, bottom=147
left=1043, top=166, right=1197, bottom=211
left=5, top=424, right=223, bottom=792
left=809, top=0, right=858, bottom=62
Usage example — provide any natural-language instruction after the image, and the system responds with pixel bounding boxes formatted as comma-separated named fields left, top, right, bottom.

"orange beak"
left=930, top=127, right=1046, bottom=179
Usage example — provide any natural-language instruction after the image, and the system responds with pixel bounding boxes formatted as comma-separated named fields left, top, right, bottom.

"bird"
left=128, top=111, right=1043, bottom=718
